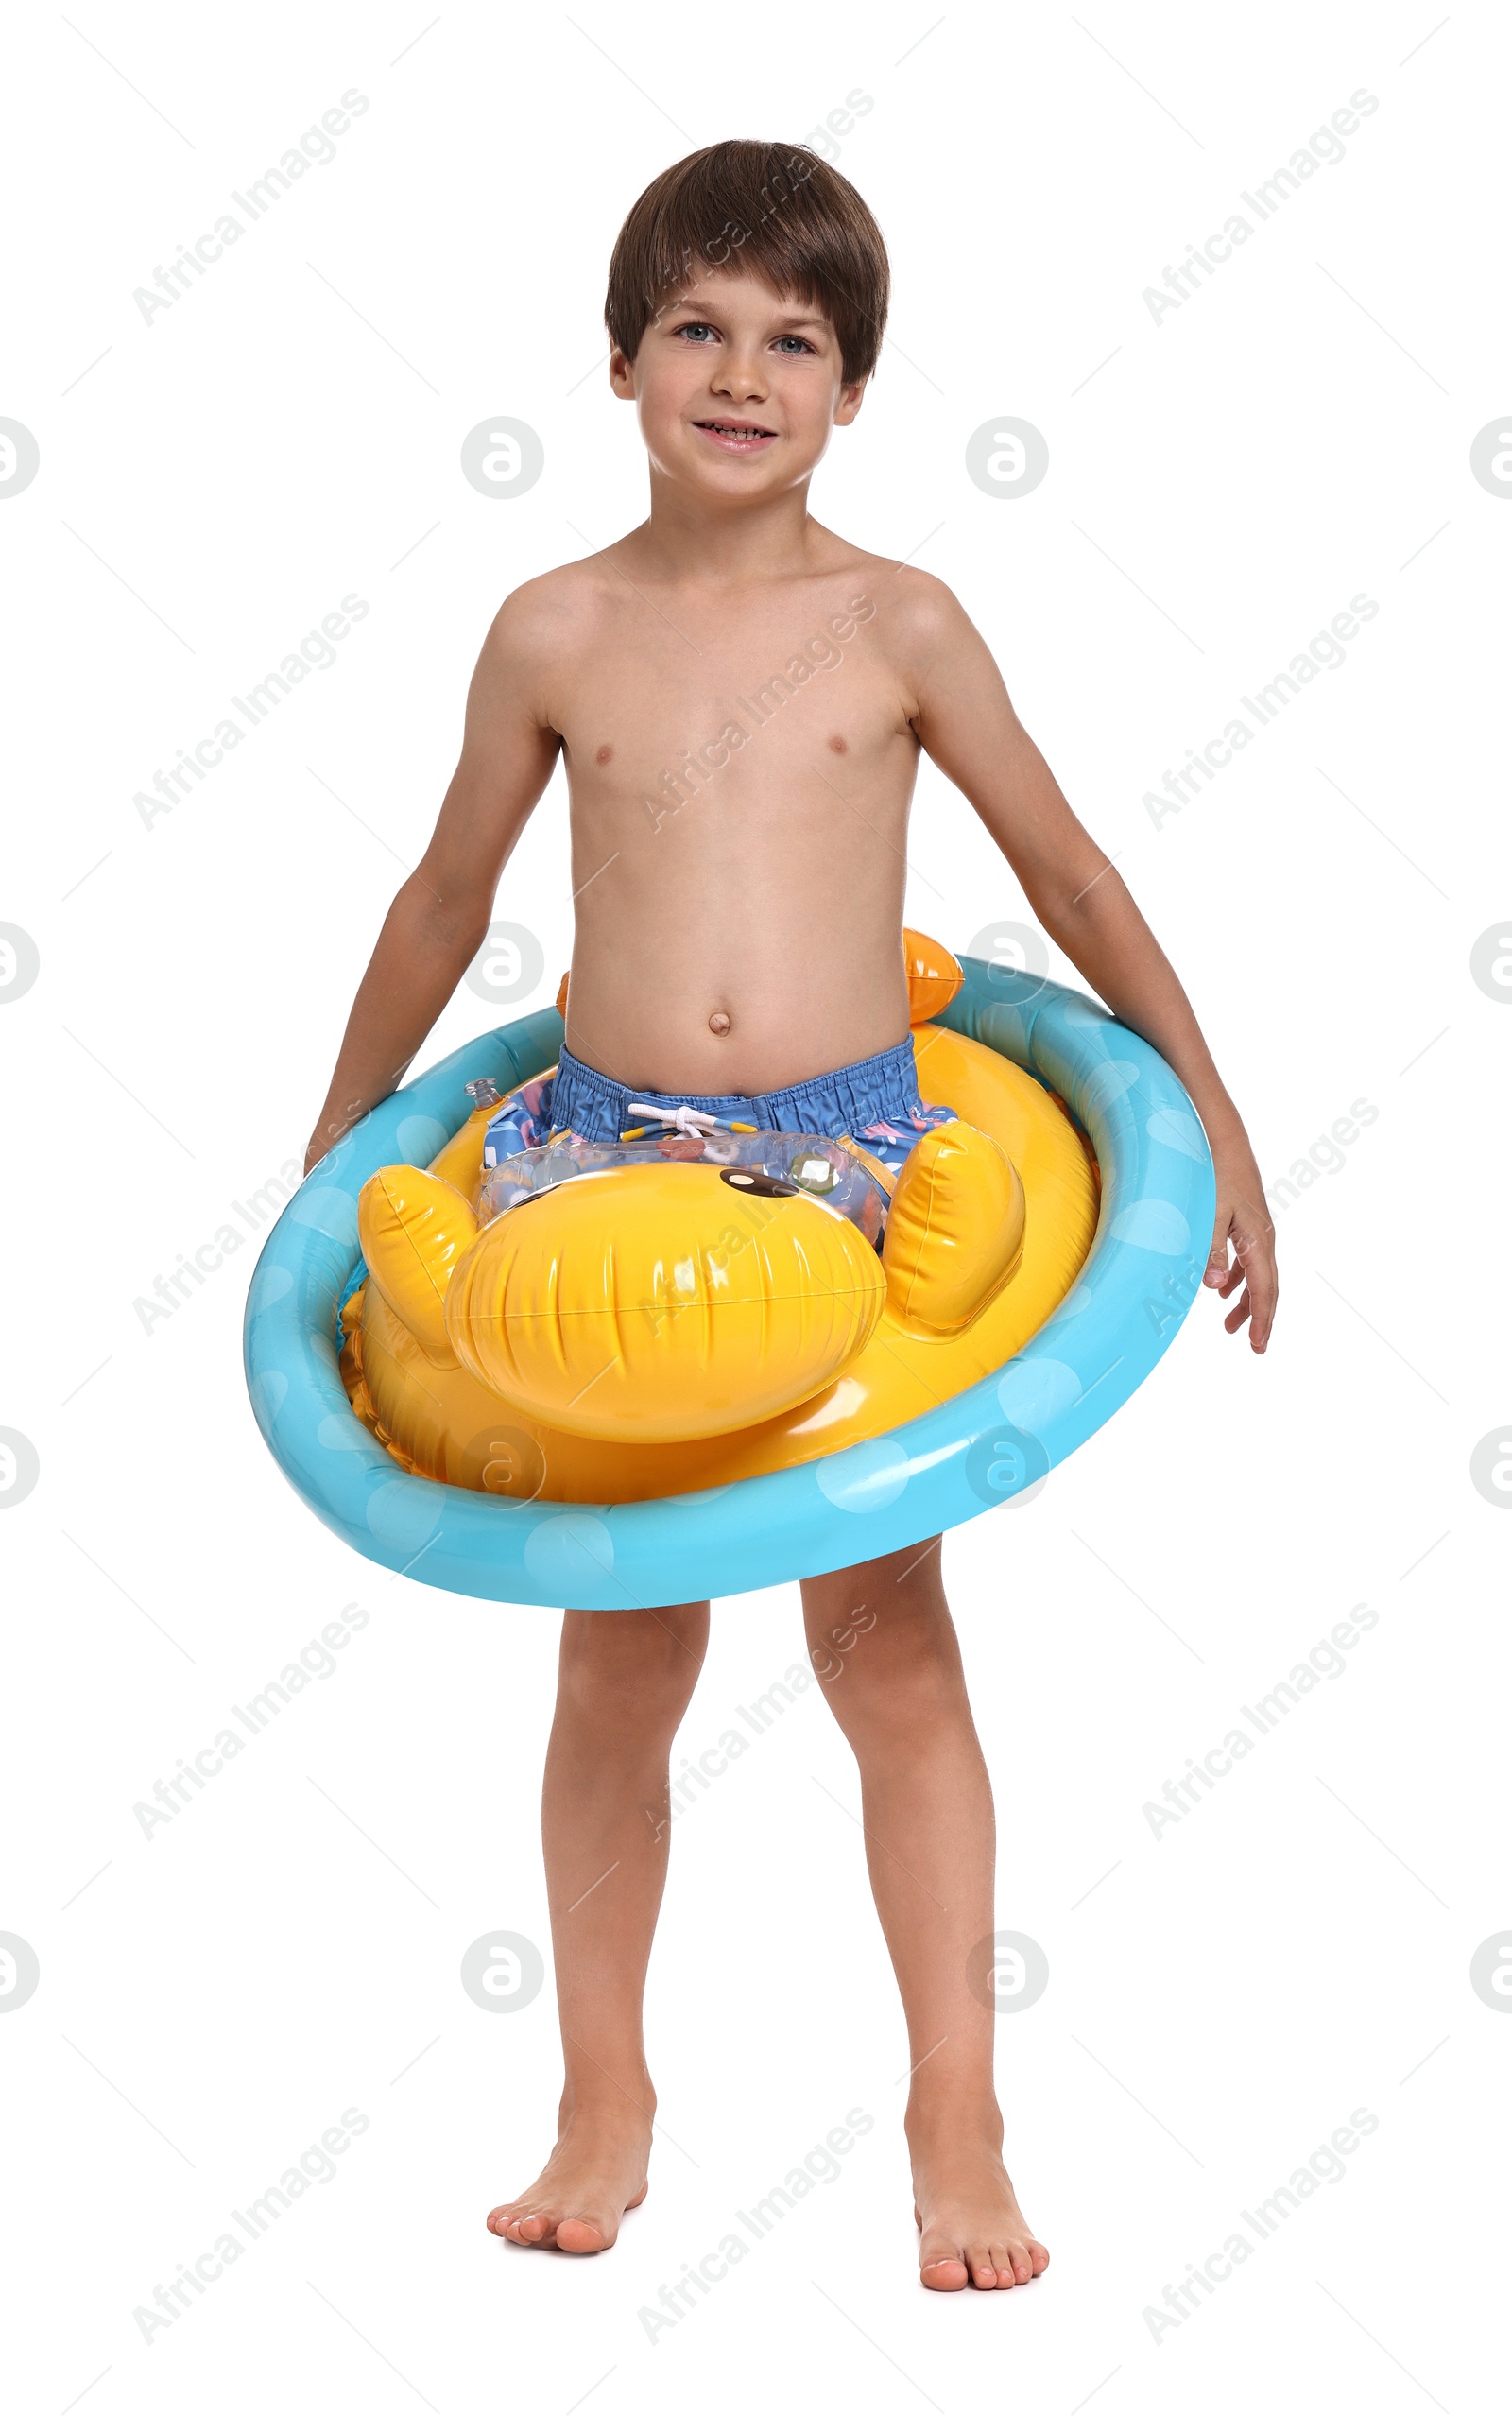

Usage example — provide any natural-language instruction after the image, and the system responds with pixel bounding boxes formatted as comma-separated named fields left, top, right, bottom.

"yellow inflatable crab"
left=340, top=936, right=1099, bottom=1504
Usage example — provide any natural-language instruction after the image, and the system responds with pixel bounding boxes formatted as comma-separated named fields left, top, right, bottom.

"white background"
left=3, top=1, right=1508, bottom=2423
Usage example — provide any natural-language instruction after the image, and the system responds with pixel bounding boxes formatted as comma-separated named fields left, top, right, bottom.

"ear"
left=833, top=377, right=868, bottom=428
left=902, top=930, right=964, bottom=1025
left=608, top=346, right=638, bottom=400
left=883, top=1124, right=1025, bottom=1336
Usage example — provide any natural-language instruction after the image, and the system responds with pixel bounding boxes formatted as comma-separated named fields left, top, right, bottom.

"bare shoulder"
left=471, top=554, right=621, bottom=724
left=817, top=536, right=973, bottom=649
left=835, top=555, right=992, bottom=716
left=864, top=561, right=978, bottom=653
left=480, top=556, right=618, bottom=664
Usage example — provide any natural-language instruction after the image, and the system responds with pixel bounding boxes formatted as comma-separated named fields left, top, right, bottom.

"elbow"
left=390, top=870, right=491, bottom=966
left=1038, top=863, right=1129, bottom=938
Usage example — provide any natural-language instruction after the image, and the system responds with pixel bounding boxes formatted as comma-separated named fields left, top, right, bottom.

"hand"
left=303, top=1099, right=367, bottom=1178
left=304, top=1116, right=343, bottom=1178
left=306, top=1077, right=409, bottom=1176
left=1203, top=1152, right=1277, bottom=1353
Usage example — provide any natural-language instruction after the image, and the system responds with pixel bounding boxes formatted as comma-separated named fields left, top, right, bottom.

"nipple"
left=708, top=1009, right=731, bottom=1036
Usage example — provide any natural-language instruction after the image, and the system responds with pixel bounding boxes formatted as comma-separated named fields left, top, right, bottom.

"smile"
left=693, top=420, right=778, bottom=451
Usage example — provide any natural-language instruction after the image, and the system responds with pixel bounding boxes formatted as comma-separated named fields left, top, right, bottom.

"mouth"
left=692, top=419, right=778, bottom=453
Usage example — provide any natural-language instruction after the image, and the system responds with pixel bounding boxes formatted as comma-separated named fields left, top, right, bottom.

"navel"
left=708, top=1009, right=731, bottom=1036
left=595, top=742, right=614, bottom=765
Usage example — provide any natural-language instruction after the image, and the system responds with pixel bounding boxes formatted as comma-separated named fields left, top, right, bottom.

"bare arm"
left=304, top=593, right=562, bottom=1172
left=902, top=579, right=1277, bottom=1352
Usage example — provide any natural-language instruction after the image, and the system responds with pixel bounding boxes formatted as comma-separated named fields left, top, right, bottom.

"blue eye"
left=775, top=335, right=816, bottom=354
left=678, top=322, right=716, bottom=342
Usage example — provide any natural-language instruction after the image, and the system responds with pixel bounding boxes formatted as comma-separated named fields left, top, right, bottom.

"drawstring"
left=624, top=1101, right=735, bottom=1140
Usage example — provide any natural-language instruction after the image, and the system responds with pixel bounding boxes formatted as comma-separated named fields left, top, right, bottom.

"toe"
left=988, top=2243, right=1017, bottom=2286
left=919, top=2242, right=969, bottom=2292
left=556, top=2215, right=612, bottom=2254
left=1005, top=2240, right=1033, bottom=2285
left=920, top=2260, right=970, bottom=2291
left=964, top=2242, right=999, bottom=2290
left=1028, top=2240, right=1050, bottom=2274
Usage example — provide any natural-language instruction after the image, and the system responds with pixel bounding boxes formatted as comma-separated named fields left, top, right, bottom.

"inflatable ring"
left=245, top=957, right=1214, bottom=1608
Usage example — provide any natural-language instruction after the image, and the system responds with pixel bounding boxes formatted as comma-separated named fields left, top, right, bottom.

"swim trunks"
left=482, top=1036, right=957, bottom=1179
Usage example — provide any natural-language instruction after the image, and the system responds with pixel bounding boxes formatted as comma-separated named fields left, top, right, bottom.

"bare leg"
left=486, top=1599, right=709, bottom=2252
left=801, top=1540, right=1050, bottom=2293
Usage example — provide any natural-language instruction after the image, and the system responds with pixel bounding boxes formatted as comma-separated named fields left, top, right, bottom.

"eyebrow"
left=663, top=297, right=833, bottom=332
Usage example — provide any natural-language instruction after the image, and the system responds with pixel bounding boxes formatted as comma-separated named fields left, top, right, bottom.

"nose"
left=711, top=345, right=769, bottom=405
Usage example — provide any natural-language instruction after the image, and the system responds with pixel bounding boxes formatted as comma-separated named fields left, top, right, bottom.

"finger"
left=1204, top=1216, right=1232, bottom=1286
left=1232, top=1225, right=1278, bottom=1323
left=1245, top=1258, right=1279, bottom=1351
left=1224, top=1286, right=1252, bottom=1335
left=1233, top=1216, right=1277, bottom=1271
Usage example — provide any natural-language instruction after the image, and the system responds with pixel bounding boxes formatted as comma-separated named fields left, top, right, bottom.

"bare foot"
left=486, top=2099, right=651, bottom=2255
left=909, top=2113, right=1051, bottom=2292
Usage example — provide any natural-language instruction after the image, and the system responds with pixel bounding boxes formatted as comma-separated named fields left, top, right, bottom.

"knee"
left=557, top=1605, right=708, bottom=1733
left=802, top=1547, right=956, bottom=1712
left=811, top=1610, right=964, bottom=1736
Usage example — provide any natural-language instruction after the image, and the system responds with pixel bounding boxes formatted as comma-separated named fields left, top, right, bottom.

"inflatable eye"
left=720, top=1168, right=799, bottom=1197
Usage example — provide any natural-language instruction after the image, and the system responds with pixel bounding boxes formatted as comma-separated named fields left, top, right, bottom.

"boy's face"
left=610, top=265, right=866, bottom=499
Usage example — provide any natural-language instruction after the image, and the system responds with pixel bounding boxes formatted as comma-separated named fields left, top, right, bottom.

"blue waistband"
left=548, top=1035, right=930, bottom=1144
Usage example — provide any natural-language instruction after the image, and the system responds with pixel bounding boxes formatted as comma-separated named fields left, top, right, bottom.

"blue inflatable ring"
left=244, top=959, right=1215, bottom=1607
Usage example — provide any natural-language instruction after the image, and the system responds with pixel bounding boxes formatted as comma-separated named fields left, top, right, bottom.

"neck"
left=635, top=470, right=823, bottom=583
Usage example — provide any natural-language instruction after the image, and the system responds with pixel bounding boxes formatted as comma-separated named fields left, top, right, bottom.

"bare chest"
left=551, top=583, right=912, bottom=829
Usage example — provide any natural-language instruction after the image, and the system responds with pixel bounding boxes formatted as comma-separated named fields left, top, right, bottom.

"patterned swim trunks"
left=482, top=1034, right=957, bottom=1180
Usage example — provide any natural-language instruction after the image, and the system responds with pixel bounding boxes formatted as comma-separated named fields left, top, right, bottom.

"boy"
left=306, top=141, right=1277, bottom=2293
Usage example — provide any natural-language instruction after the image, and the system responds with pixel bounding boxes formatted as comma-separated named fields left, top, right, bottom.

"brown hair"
left=605, top=139, right=889, bottom=385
